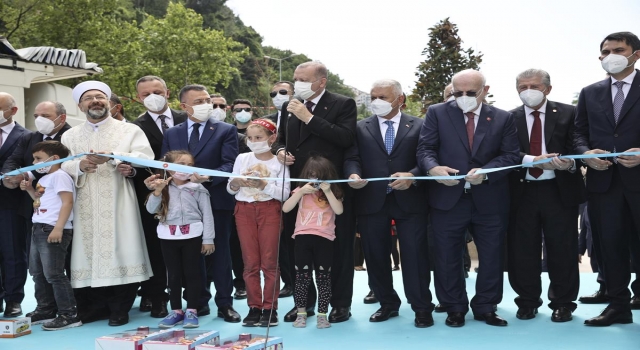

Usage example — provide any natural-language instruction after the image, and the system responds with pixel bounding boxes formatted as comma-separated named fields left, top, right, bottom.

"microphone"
left=287, top=95, right=303, bottom=118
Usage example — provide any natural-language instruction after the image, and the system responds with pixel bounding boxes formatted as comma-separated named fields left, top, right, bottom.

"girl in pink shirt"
left=282, top=156, right=343, bottom=329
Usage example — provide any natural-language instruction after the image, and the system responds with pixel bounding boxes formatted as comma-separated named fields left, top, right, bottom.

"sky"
left=226, top=0, right=640, bottom=111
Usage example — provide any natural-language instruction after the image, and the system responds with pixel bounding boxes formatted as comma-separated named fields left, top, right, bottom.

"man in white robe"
left=61, top=81, right=154, bottom=326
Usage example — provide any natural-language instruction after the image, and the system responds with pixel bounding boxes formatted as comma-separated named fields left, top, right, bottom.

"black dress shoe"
left=284, top=306, right=315, bottom=322
left=578, top=289, right=609, bottom=304
left=139, top=297, right=152, bottom=312
left=217, top=305, right=241, bottom=323
left=584, top=306, right=633, bottom=326
left=630, top=296, right=640, bottom=310
left=363, top=291, right=378, bottom=304
left=198, top=305, right=211, bottom=317
left=79, top=307, right=110, bottom=324
left=3, top=302, right=22, bottom=318
left=234, top=288, right=247, bottom=300
left=0, top=301, right=3, bottom=313
left=516, top=307, right=537, bottom=320
left=434, top=304, right=446, bottom=313
left=278, top=286, right=293, bottom=298
left=551, top=307, right=572, bottom=322
left=414, top=311, right=434, bottom=328
left=474, top=312, right=508, bottom=326
left=392, top=265, right=400, bottom=271
left=445, top=312, right=465, bottom=327
left=150, top=300, right=168, bottom=318
left=369, top=307, right=399, bottom=322
left=329, top=307, right=351, bottom=323
left=108, top=312, right=129, bottom=326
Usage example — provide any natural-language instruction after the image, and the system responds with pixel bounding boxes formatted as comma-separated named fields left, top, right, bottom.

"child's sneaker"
left=26, top=310, right=57, bottom=325
left=42, top=314, right=82, bottom=331
left=243, top=307, right=262, bottom=327
left=317, top=313, right=331, bottom=329
left=292, top=312, right=307, bottom=328
left=183, top=310, right=199, bottom=328
left=159, top=311, right=184, bottom=328
left=259, top=309, right=278, bottom=327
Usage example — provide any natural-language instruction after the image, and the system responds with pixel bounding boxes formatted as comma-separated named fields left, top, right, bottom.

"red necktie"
left=465, top=112, right=475, bottom=149
left=529, top=110, right=543, bottom=178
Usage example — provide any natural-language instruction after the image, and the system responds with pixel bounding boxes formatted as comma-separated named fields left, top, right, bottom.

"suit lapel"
left=194, top=120, right=216, bottom=156
left=544, top=101, right=558, bottom=146
left=472, top=105, right=492, bottom=156
left=514, top=107, right=530, bottom=154
left=298, top=92, right=336, bottom=146
left=0, top=123, right=25, bottom=159
left=618, top=70, right=640, bottom=125
left=447, top=103, right=471, bottom=154
left=391, top=113, right=413, bottom=155
left=365, top=116, right=387, bottom=154
left=178, top=123, right=189, bottom=151
left=141, top=112, right=164, bottom=144
left=597, top=79, right=616, bottom=128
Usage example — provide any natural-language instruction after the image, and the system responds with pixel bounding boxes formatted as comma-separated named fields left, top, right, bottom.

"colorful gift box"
left=196, top=333, right=283, bottom=350
left=95, top=326, right=174, bottom=350
left=0, top=317, right=31, bottom=338
left=142, top=329, right=220, bottom=350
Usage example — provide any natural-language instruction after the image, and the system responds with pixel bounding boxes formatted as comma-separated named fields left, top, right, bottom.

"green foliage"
left=357, top=103, right=371, bottom=121
left=403, top=97, right=425, bottom=118
left=411, top=18, right=483, bottom=113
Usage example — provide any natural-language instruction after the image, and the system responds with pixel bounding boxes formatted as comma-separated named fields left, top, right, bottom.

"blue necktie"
left=188, top=123, right=201, bottom=153
left=384, top=120, right=395, bottom=194
left=613, top=81, right=625, bottom=163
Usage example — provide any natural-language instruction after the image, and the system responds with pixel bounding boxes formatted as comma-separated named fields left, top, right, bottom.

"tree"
left=411, top=18, right=483, bottom=113
left=357, top=103, right=371, bottom=121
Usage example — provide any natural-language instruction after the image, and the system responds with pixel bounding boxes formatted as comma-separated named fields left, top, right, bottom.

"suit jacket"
left=0, top=122, right=32, bottom=211
left=133, top=109, right=188, bottom=159
left=574, top=70, right=640, bottom=193
left=417, top=101, right=520, bottom=214
left=509, top=101, right=586, bottom=207
left=276, top=91, right=357, bottom=177
left=1, top=123, right=72, bottom=217
left=264, top=112, right=279, bottom=126
left=344, top=113, right=427, bottom=215
left=161, top=119, right=239, bottom=211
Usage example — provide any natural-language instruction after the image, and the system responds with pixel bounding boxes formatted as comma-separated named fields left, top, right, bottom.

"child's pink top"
left=292, top=188, right=336, bottom=241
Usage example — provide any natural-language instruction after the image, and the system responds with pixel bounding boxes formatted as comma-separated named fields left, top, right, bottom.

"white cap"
left=72, top=81, right=111, bottom=104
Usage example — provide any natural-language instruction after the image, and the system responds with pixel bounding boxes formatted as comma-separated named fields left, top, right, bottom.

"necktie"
left=612, top=81, right=625, bottom=163
left=44, top=137, right=53, bottom=141
left=305, top=101, right=315, bottom=113
left=0, top=130, right=3, bottom=148
left=159, top=115, right=169, bottom=133
left=465, top=112, right=475, bottom=149
left=188, top=123, right=201, bottom=153
left=529, top=110, right=543, bottom=178
left=384, top=120, right=395, bottom=194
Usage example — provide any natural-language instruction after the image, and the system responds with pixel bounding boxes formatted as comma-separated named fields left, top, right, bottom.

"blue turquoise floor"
left=4, top=272, right=640, bottom=349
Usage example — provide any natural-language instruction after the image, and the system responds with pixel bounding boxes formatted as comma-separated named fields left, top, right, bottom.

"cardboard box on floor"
left=95, top=327, right=176, bottom=350
left=196, top=334, right=283, bottom=350
left=142, top=329, right=220, bottom=350
left=0, top=317, right=31, bottom=338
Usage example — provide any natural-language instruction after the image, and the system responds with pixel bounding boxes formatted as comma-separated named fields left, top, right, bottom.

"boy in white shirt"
left=20, top=141, right=81, bottom=330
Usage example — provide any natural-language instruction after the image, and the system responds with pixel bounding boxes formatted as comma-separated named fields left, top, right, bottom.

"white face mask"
left=143, top=94, right=167, bottom=112
left=35, top=156, right=54, bottom=174
left=294, top=81, right=317, bottom=100
left=247, top=140, right=271, bottom=154
left=519, top=89, right=546, bottom=108
left=190, top=104, right=213, bottom=122
left=210, top=108, right=226, bottom=121
left=0, top=108, right=11, bottom=124
left=235, top=111, right=252, bottom=123
left=370, top=96, right=398, bottom=117
left=272, top=94, right=289, bottom=110
left=601, top=51, right=638, bottom=74
left=172, top=171, right=191, bottom=181
left=456, top=95, right=480, bottom=113
left=35, top=115, right=62, bottom=135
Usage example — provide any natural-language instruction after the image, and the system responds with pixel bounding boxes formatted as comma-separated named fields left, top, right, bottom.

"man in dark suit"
left=264, top=81, right=294, bottom=132
left=345, top=79, right=433, bottom=328
left=417, top=69, right=519, bottom=327
left=131, top=75, right=187, bottom=318
left=276, top=61, right=357, bottom=323
left=506, top=69, right=586, bottom=323
left=0, top=92, right=32, bottom=317
left=574, top=31, right=640, bottom=326
left=161, top=84, right=241, bottom=323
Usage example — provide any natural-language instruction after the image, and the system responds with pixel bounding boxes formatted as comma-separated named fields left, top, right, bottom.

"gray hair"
left=516, top=69, right=551, bottom=87
left=53, top=101, right=66, bottom=116
left=452, top=69, right=486, bottom=87
left=297, top=61, right=328, bottom=79
left=371, top=79, right=403, bottom=96
left=136, top=75, right=168, bottom=89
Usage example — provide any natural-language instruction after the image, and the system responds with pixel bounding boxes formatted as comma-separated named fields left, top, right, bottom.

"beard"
left=87, top=107, right=108, bottom=119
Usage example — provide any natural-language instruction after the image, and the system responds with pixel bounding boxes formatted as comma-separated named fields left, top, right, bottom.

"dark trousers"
left=391, top=235, right=399, bottom=267
left=0, top=209, right=27, bottom=303
left=75, top=283, right=139, bottom=315
left=431, top=194, right=507, bottom=315
left=589, top=167, right=640, bottom=310
left=278, top=225, right=293, bottom=288
left=354, top=235, right=365, bottom=267
left=329, top=185, right=356, bottom=307
left=161, top=236, right=202, bottom=310
left=358, top=193, right=433, bottom=312
left=138, top=209, right=169, bottom=302
left=30, top=223, right=76, bottom=316
left=283, top=209, right=316, bottom=308
left=507, top=180, right=580, bottom=310
left=294, top=234, right=333, bottom=314
left=229, top=219, right=246, bottom=290
left=200, top=209, right=234, bottom=308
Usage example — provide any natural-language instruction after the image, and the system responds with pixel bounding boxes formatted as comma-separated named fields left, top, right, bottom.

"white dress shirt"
left=0, top=121, right=16, bottom=147
left=377, top=111, right=401, bottom=141
left=522, top=101, right=555, bottom=180
left=610, top=69, right=636, bottom=101
left=149, top=107, right=175, bottom=133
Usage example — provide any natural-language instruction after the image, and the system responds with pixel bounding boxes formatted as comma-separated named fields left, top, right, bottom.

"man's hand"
left=348, top=174, right=368, bottom=189
left=286, top=99, right=313, bottom=123
left=465, top=168, right=486, bottom=186
left=583, top=149, right=612, bottom=171
left=617, top=148, right=640, bottom=168
left=80, top=158, right=98, bottom=173
left=550, top=157, right=574, bottom=171
left=277, top=150, right=295, bottom=166
left=86, top=150, right=111, bottom=165
left=533, top=154, right=558, bottom=170
left=47, top=229, right=63, bottom=244
left=428, top=166, right=460, bottom=186
left=3, top=174, right=24, bottom=189
left=389, top=172, right=414, bottom=191
left=117, top=163, right=135, bottom=177
left=190, top=172, right=210, bottom=184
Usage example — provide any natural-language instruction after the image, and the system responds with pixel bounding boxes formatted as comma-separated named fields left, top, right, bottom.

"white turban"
left=72, top=81, right=111, bottom=104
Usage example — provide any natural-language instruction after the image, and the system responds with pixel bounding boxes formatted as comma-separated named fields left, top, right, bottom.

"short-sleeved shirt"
left=32, top=169, right=76, bottom=229
left=292, top=188, right=336, bottom=241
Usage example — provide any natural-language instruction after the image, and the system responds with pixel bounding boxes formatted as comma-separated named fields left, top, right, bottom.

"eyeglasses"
left=234, top=108, right=252, bottom=113
left=451, top=90, right=482, bottom=98
left=213, top=104, right=226, bottom=109
left=81, top=95, right=108, bottom=102
left=269, top=89, right=291, bottom=98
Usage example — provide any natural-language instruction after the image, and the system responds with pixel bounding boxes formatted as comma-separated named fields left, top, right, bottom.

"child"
left=227, top=118, right=290, bottom=327
left=282, top=156, right=343, bottom=329
left=20, top=140, right=81, bottom=331
left=145, top=150, right=215, bottom=329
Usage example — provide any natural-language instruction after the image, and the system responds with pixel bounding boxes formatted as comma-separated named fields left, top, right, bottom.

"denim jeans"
left=30, top=223, right=77, bottom=316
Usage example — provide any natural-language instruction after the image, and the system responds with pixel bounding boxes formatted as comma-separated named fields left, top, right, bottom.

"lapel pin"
left=553, top=109, right=557, bottom=112
left=210, top=127, right=215, bottom=130
left=324, top=107, right=327, bottom=110
left=405, top=124, right=410, bottom=128
left=487, top=117, right=492, bottom=121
